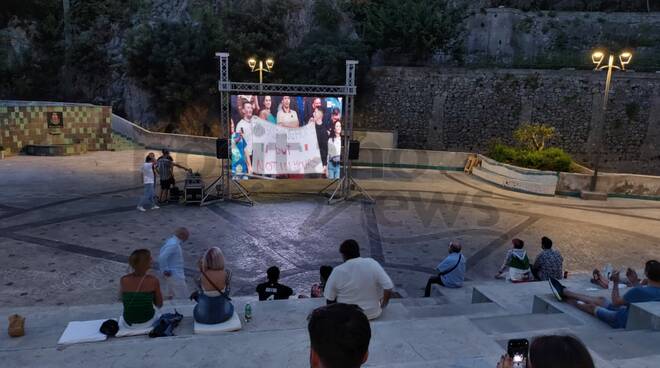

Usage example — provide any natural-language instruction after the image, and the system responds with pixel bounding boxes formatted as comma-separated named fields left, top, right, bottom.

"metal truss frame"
left=214, top=52, right=371, bottom=205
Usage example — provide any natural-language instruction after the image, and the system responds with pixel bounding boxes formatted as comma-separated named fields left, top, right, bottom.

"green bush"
left=487, top=143, right=572, bottom=172
left=342, top=0, right=464, bottom=60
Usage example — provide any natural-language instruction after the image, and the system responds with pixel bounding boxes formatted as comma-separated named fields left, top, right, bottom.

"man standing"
left=156, top=149, right=191, bottom=203
left=308, top=303, right=371, bottom=368
left=276, top=96, right=300, bottom=128
left=312, top=107, right=330, bottom=172
left=324, top=239, right=394, bottom=320
left=424, top=240, right=467, bottom=297
left=137, top=154, right=159, bottom=212
left=532, top=236, right=563, bottom=281
left=549, top=260, right=660, bottom=329
left=235, top=100, right=256, bottom=162
left=158, top=227, right=189, bottom=300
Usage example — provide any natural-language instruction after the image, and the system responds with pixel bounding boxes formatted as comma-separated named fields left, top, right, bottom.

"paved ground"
left=1, top=150, right=660, bottom=308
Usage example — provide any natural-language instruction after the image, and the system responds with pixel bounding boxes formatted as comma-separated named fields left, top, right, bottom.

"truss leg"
left=347, top=176, right=375, bottom=203
left=319, top=178, right=340, bottom=195
left=229, top=178, right=255, bottom=206
left=200, top=174, right=225, bottom=206
left=327, top=176, right=347, bottom=204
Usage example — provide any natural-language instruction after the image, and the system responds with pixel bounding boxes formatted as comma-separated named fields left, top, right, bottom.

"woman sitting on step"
left=495, top=238, right=532, bottom=282
left=120, top=249, right=163, bottom=326
left=191, top=247, right=234, bottom=324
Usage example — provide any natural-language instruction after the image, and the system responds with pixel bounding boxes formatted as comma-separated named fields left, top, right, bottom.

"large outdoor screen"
left=230, top=95, right=344, bottom=179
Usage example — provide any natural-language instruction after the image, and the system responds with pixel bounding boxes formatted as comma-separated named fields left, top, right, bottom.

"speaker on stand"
left=216, top=138, right=229, bottom=159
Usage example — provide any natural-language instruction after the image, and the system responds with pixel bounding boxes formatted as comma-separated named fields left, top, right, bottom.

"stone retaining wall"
left=558, top=172, right=660, bottom=199
left=356, top=67, right=660, bottom=175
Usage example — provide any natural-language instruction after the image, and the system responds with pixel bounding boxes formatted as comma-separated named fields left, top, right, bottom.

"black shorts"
left=160, top=178, right=173, bottom=189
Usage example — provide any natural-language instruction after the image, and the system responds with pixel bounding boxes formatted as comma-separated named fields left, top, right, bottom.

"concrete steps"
left=471, top=312, right=582, bottom=335
left=2, top=277, right=659, bottom=368
left=109, top=132, right=142, bottom=151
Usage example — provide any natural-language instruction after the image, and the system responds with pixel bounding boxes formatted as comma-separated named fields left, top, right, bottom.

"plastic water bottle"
left=245, top=303, right=252, bottom=322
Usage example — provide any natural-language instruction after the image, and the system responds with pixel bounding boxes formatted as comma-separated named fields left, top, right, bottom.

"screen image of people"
left=230, top=95, right=343, bottom=179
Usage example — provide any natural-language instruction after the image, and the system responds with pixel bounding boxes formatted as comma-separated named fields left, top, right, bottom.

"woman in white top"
left=327, top=121, right=342, bottom=179
left=276, top=96, right=300, bottom=128
left=137, top=154, right=159, bottom=211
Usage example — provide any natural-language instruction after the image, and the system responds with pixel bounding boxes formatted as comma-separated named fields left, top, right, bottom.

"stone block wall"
left=0, top=101, right=113, bottom=155
left=464, top=8, right=660, bottom=71
left=355, top=67, right=660, bottom=175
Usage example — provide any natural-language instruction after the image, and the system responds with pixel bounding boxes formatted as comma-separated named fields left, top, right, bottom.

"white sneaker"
left=137, top=206, right=146, bottom=212
left=152, top=205, right=160, bottom=210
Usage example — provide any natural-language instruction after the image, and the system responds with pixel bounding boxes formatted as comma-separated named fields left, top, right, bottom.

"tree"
left=342, top=0, right=464, bottom=61
left=220, top=0, right=295, bottom=83
left=124, top=14, right=224, bottom=122
left=280, top=0, right=367, bottom=85
left=514, top=123, right=556, bottom=151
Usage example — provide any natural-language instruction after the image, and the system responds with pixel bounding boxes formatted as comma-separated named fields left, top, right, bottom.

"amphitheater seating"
left=2, top=274, right=660, bottom=367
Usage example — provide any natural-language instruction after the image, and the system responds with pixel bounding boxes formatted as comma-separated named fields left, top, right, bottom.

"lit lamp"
left=588, top=50, right=632, bottom=193
left=248, top=57, right=274, bottom=84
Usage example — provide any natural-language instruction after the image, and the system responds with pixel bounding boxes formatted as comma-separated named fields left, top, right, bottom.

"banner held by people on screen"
left=251, top=119, right=324, bottom=175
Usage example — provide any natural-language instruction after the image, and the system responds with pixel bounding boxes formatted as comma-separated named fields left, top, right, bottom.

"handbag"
left=8, top=314, right=25, bottom=337
left=149, top=310, right=183, bottom=338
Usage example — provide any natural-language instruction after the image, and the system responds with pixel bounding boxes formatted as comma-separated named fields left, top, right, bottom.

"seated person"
left=424, top=240, right=467, bottom=297
left=495, top=238, right=531, bottom=282
left=531, top=236, right=563, bottom=281
left=192, top=247, right=234, bottom=324
left=324, top=240, right=394, bottom=320
left=549, top=260, right=660, bottom=329
left=591, top=264, right=647, bottom=289
left=308, top=303, right=371, bottom=368
left=120, top=249, right=163, bottom=326
left=256, top=266, right=294, bottom=300
left=311, top=265, right=333, bottom=298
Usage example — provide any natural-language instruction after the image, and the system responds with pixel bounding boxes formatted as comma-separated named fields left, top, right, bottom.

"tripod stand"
left=200, top=159, right=254, bottom=206
left=319, top=160, right=374, bottom=205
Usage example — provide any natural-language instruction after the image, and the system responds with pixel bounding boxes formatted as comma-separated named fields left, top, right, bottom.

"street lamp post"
left=589, top=50, right=632, bottom=192
left=248, top=57, right=274, bottom=84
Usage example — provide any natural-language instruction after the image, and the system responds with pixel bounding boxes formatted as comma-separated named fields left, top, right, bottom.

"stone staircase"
left=109, top=132, right=143, bottom=151
left=1, top=277, right=659, bottom=368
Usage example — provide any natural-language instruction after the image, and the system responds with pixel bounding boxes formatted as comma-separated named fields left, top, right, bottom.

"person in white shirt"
left=137, top=154, right=159, bottom=212
left=324, top=239, right=394, bottom=320
left=235, top=100, right=257, bottom=158
left=326, top=121, right=342, bottom=179
left=276, top=96, right=300, bottom=128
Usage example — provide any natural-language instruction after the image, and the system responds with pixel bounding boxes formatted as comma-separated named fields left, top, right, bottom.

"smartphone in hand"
left=507, top=338, right=529, bottom=368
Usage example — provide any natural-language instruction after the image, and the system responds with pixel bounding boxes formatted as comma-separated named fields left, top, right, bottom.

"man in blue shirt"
left=158, top=227, right=189, bottom=300
left=424, top=240, right=467, bottom=297
left=549, top=259, right=660, bottom=328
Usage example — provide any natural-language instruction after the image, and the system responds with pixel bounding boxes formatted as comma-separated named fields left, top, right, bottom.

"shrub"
left=488, top=143, right=572, bottom=172
left=514, top=123, right=556, bottom=151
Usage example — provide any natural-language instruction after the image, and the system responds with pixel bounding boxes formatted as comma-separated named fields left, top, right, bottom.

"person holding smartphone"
left=497, top=335, right=594, bottom=368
